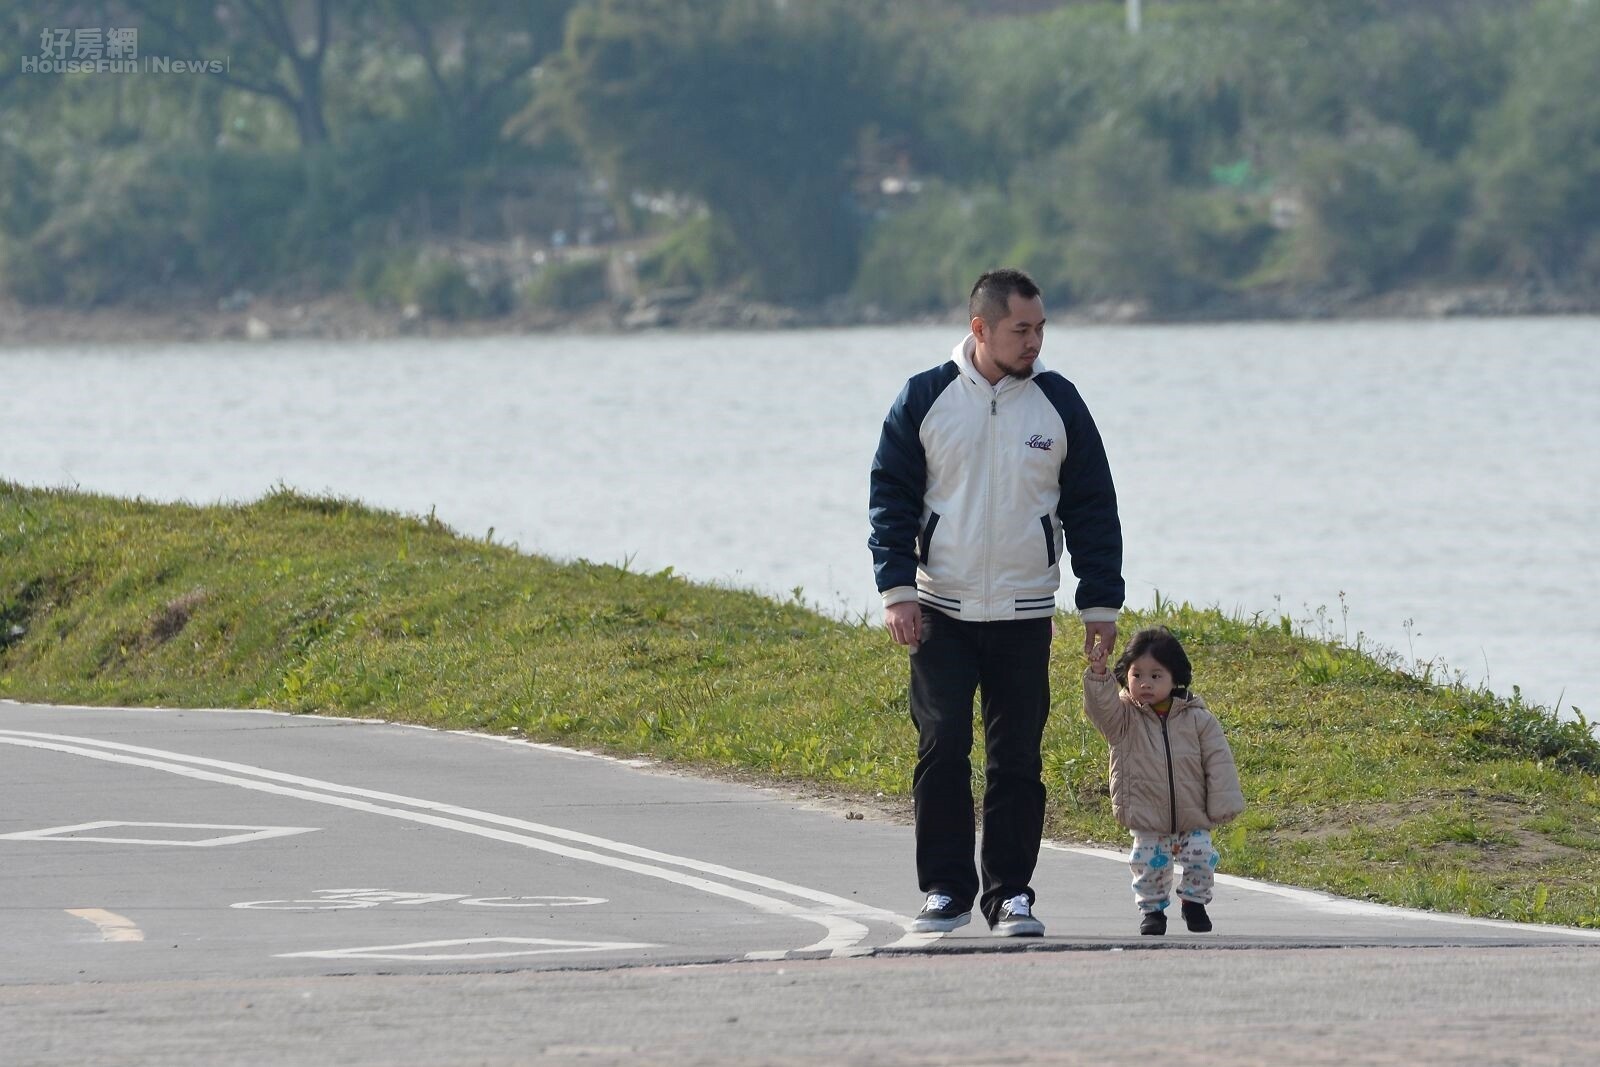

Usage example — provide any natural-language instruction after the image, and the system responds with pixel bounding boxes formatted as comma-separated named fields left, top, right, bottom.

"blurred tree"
left=1055, top=118, right=1199, bottom=309
left=527, top=0, right=898, bottom=302
left=0, top=138, right=46, bottom=244
left=1356, top=3, right=1515, bottom=160
left=1287, top=128, right=1463, bottom=293
left=922, top=8, right=1119, bottom=186
left=0, top=0, right=70, bottom=112
left=375, top=0, right=575, bottom=153
left=1463, top=0, right=1600, bottom=284
left=4, top=149, right=198, bottom=305
left=852, top=183, right=1020, bottom=314
left=0, top=2, right=29, bottom=102
left=126, top=0, right=338, bottom=146
left=0, top=0, right=1582, bottom=314
left=1236, top=0, right=1387, bottom=141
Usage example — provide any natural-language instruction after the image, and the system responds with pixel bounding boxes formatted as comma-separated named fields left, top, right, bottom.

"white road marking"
left=0, top=699, right=656, bottom=766
left=229, top=888, right=610, bottom=910
left=461, top=895, right=607, bottom=907
left=1, top=821, right=317, bottom=847
left=277, top=937, right=656, bottom=961
left=66, top=908, right=144, bottom=942
left=742, top=949, right=794, bottom=961
left=1041, top=842, right=1600, bottom=940
left=882, top=930, right=947, bottom=950
left=310, top=889, right=463, bottom=905
left=0, top=729, right=912, bottom=956
left=232, top=898, right=381, bottom=911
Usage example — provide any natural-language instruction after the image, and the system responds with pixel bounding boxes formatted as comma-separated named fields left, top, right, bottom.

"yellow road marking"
left=67, top=908, right=144, bottom=942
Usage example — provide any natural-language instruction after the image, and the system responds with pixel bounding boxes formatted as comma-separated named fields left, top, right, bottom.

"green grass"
left=4, top=481, right=1600, bottom=927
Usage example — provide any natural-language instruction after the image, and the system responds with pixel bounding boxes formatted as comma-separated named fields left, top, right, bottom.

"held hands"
left=1084, top=620, right=1116, bottom=675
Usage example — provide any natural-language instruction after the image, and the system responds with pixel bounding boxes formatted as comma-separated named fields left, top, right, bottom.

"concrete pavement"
left=3, top=700, right=1596, bottom=1064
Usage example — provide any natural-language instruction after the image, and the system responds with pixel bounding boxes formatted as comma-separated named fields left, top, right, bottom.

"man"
left=868, top=268, right=1124, bottom=936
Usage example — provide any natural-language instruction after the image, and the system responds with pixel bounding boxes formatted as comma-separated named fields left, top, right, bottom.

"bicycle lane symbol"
left=231, top=889, right=651, bottom=962
left=231, top=888, right=608, bottom=911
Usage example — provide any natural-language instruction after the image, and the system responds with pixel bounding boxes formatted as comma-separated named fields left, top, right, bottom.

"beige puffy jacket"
left=1082, top=669, right=1245, bottom=833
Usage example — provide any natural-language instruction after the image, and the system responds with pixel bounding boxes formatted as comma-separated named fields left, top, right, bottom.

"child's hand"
left=1087, top=641, right=1109, bottom=675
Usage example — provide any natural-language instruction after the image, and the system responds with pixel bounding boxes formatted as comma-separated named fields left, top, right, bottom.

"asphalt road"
left=3, top=700, right=1597, bottom=1065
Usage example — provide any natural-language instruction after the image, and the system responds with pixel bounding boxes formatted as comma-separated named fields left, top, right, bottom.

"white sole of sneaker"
left=992, top=920, right=1045, bottom=937
left=909, top=911, right=971, bottom=933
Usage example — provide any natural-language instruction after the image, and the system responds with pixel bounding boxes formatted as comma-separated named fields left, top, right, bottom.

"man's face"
left=973, top=293, right=1046, bottom=382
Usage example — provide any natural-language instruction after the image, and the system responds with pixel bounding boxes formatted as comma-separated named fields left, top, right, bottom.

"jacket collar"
left=951, top=333, right=1046, bottom=389
left=1132, top=693, right=1205, bottom=717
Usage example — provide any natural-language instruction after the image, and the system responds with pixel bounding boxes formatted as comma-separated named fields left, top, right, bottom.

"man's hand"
left=885, top=602, right=923, bottom=649
left=1083, top=620, right=1117, bottom=660
left=1087, top=639, right=1109, bottom=675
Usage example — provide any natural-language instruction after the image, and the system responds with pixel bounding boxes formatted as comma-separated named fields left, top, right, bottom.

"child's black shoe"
left=1181, top=899, right=1212, bottom=932
left=1139, top=909, right=1166, bottom=936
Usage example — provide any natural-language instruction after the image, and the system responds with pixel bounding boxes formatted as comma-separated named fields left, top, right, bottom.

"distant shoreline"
left=3, top=282, right=1594, bottom=347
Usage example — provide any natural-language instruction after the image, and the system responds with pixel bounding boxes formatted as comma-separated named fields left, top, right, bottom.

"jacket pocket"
left=918, top=512, right=941, bottom=564
left=1039, top=515, right=1057, bottom=568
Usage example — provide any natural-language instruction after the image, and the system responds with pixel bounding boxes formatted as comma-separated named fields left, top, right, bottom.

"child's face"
left=1125, top=653, right=1175, bottom=706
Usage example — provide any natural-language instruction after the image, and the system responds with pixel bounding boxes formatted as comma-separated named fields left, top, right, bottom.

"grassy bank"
left=4, top=482, right=1598, bottom=927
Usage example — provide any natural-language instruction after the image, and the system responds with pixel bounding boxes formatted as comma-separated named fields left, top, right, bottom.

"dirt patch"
left=1267, top=791, right=1592, bottom=873
left=146, top=589, right=211, bottom=647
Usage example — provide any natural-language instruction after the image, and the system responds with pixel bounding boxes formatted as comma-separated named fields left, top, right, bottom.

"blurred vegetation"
left=1, top=0, right=1596, bottom=318
left=522, top=254, right=607, bottom=311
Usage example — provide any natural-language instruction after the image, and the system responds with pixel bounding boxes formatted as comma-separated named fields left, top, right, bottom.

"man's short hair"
left=969, top=268, right=1041, bottom=325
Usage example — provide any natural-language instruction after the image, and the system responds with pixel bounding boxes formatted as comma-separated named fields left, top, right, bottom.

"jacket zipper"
left=984, top=391, right=997, bottom=615
left=1160, top=714, right=1177, bottom=833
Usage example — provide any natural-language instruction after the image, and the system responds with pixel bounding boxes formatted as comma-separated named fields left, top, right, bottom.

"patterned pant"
left=1129, top=829, right=1218, bottom=911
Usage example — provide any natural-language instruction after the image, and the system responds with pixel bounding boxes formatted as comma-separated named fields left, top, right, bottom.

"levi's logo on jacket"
left=1026, top=434, right=1055, bottom=451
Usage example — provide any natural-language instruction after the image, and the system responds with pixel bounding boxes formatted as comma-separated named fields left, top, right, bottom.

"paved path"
left=3, top=701, right=1597, bottom=1064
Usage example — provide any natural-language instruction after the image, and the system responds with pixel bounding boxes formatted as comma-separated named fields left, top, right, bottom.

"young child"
left=1083, top=626, right=1245, bottom=935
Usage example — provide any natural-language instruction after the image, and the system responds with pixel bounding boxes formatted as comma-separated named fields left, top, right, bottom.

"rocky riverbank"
left=2, top=281, right=1594, bottom=347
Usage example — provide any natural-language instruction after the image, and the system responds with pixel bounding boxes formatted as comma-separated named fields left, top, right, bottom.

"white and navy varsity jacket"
left=869, top=334, right=1124, bottom=623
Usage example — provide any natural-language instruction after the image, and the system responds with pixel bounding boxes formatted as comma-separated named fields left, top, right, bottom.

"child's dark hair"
left=1113, top=626, right=1193, bottom=697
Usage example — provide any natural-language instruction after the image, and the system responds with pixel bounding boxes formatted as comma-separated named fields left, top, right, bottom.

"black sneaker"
left=992, top=894, right=1045, bottom=937
left=1139, top=909, right=1167, bottom=936
left=910, top=892, right=971, bottom=933
left=1181, top=899, right=1212, bottom=932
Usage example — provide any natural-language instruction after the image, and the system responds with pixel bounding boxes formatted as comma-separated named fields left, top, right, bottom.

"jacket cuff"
left=881, top=586, right=919, bottom=609
left=1079, top=606, right=1120, bottom=624
left=1083, top=667, right=1117, bottom=686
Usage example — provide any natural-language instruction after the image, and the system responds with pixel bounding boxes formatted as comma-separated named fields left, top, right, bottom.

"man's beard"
left=1005, top=357, right=1037, bottom=379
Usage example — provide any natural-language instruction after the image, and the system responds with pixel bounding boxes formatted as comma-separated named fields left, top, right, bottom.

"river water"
left=3, top=318, right=1596, bottom=719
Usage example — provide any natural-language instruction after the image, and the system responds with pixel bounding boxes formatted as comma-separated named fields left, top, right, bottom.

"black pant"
left=909, top=607, right=1052, bottom=926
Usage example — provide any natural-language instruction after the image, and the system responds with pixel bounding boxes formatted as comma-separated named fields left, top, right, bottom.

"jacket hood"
left=950, top=333, right=1047, bottom=387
